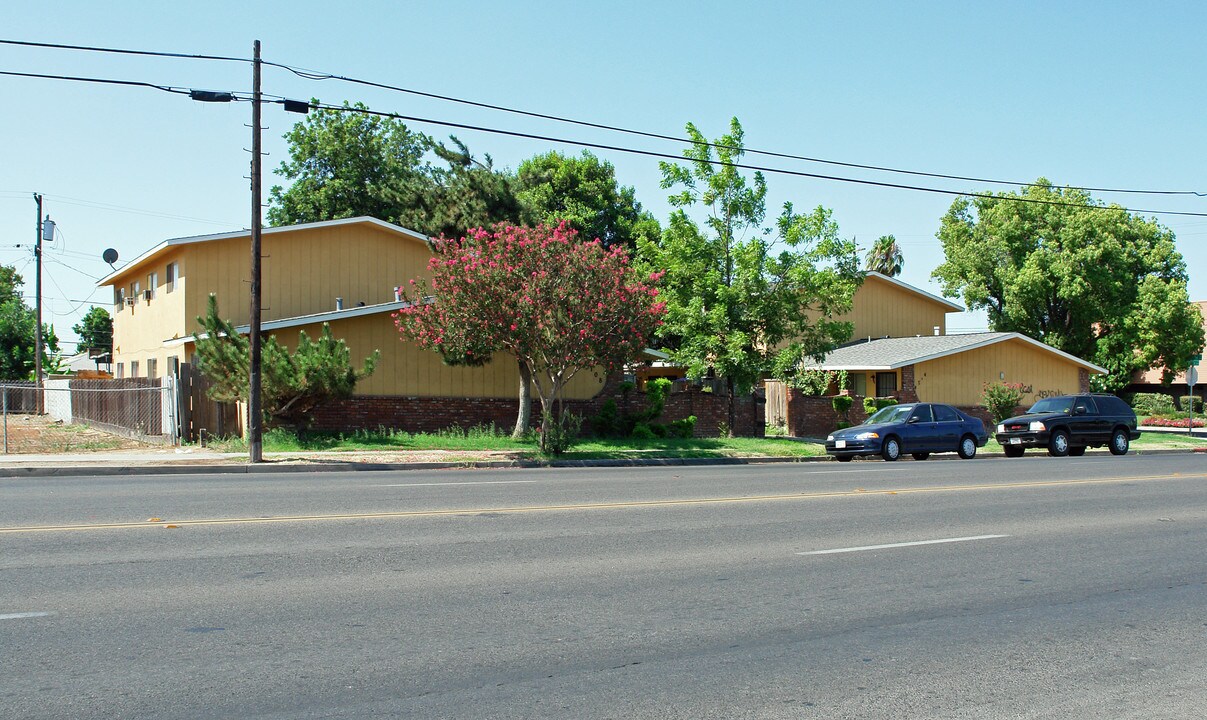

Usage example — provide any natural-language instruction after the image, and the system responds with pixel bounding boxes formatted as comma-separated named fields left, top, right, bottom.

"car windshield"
left=1028, top=397, right=1073, bottom=414
left=865, top=405, right=914, bottom=425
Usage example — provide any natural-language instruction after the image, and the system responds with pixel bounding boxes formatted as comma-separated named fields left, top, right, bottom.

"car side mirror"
left=907, top=416, right=920, bottom=424
left=1074, top=407, right=1087, bottom=415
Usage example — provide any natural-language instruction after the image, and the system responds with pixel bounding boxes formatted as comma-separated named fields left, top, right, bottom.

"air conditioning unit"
left=143, top=289, right=153, bottom=301
left=125, top=297, right=137, bottom=307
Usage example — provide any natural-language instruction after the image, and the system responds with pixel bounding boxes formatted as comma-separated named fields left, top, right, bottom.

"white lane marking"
left=0, top=612, right=53, bottom=620
left=377, top=480, right=539, bottom=488
left=797, top=534, right=1010, bottom=556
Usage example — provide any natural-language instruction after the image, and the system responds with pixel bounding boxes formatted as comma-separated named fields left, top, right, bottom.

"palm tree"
left=865, top=234, right=903, bottom=277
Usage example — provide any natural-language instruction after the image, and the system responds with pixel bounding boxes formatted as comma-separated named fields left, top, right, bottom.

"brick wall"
left=310, top=373, right=765, bottom=438
left=785, top=388, right=993, bottom=438
left=1079, top=368, right=1090, bottom=393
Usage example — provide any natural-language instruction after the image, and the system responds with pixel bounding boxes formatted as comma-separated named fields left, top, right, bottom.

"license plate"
left=1009, top=437, right=1021, bottom=445
left=835, top=440, right=846, bottom=449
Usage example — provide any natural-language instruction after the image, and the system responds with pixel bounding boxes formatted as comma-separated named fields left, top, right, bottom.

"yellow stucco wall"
left=840, top=275, right=952, bottom=340
left=914, top=338, right=1085, bottom=406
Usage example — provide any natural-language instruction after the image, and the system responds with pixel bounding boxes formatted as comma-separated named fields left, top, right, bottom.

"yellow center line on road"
left=2, top=472, right=1203, bottom=534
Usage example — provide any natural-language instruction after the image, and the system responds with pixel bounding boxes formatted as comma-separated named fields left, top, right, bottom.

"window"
left=130, top=361, right=139, bottom=377
left=166, top=262, right=178, bottom=293
left=115, top=363, right=124, bottom=378
left=146, top=358, right=158, bottom=379
left=847, top=373, right=867, bottom=397
left=910, top=405, right=934, bottom=423
left=876, top=372, right=897, bottom=397
left=1073, top=396, right=1097, bottom=415
left=114, top=287, right=125, bottom=309
left=934, top=405, right=960, bottom=422
left=168, top=356, right=180, bottom=377
left=147, top=272, right=157, bottom=300
left=130, top=280, right=140, bottom=303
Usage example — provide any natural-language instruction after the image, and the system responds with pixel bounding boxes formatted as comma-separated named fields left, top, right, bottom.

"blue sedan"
left=825, top=402, right=989, bottom=462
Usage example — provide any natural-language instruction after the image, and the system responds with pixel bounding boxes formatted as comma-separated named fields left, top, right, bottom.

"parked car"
left=994, top=394, right=1140, bottom=458
left=825, top=402, right=989, bottom=462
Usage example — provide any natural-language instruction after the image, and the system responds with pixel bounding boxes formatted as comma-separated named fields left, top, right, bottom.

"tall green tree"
left=515, top=150, right=660, bottom=250
left=72, top=306, right=113, bottom=357
left=267, top=100, right=437, bottom=230
left=638, top=118, right=862, bottom=433
left=865, top=234, right=903, bottom=276
left=193, top=296, right=379, bottom=429
left=0, top=263, right=60, bottom=381
left=932, top=179, right=1205, bottom=390
left=424, top=137, right=523, bottom=239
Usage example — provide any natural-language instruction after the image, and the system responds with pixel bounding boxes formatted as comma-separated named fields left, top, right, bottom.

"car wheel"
left=911, top=452, right=930, bottom=461
left=1048, top=429, right=1070, bottom=457
left=1110, top=428, right=1130, bottom=455
left=1068, top=446, right=1086, bottom=457
left=881, top=436, right=901, bottom=462
left=1003, top=445, right=1025, bottom=458
left=957, top=435, right=977, bottom=459
left=836, top=456, right=853, bottom=462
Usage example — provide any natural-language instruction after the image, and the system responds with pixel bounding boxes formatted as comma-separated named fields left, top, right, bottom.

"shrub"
left=591, top=399, right=620, bottom=437
left=1143, top=416, right=1205, bottom=428
left=668, top=415, right=697, bottom=438
left=630, top=423, right=656, bottom=439
left=832, top=394, right=854, bottom=420
left=1131, top=392, right=1176, bottom=416
left=981, top=382, right=1026, bottom=424
left=1177, top=395, right=1204, bottom=414
left=863, top=396, right=898, bottom=415
left=539, top=410, right=582, bottom=455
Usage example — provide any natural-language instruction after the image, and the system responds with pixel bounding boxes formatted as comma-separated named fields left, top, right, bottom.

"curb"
left=0, top=446, right=1201, bottom=479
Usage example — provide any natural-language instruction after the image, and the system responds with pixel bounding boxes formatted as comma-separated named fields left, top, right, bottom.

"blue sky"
left=3, top=1, right=1205, bottom=350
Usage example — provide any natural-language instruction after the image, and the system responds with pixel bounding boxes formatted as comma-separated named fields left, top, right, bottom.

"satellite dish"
left=102, top=248, right=119, bottom=266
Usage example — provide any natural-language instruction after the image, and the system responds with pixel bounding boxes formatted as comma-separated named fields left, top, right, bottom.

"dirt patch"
left=1, top=414, right=155, bottom=454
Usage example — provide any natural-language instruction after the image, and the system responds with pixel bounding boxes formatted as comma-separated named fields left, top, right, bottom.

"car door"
left=905, top=404, right=938, bottom=451
left=1070, top=396, right=1103, bottom=444
left=932, top=404, right=963, bottom=452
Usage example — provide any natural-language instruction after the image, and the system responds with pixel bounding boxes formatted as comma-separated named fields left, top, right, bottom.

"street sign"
left=1191, top=354, right=1202, bottom=366
left=1189, top=365, right=1198, bottom=388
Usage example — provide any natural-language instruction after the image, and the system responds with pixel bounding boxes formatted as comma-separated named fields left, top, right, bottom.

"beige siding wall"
left=276, top=314, right=605, bottom=400
left=110, top=247, right=188, bottom=378
left=914, top=338, right=1085, bottom=406
left=181, top=223, right=430, bottom=333
left=840, top=275, right=950, bottom=339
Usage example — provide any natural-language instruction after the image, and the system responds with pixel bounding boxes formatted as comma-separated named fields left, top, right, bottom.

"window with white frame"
left=166, top=262, right=178, bottom=293
left=130, top=361, right=139, bottom=377
left=115, top=363, right=124, bottom=378
left=147, top=272, right=157, bottom=300
left=146, top=358, right=158, bottom=379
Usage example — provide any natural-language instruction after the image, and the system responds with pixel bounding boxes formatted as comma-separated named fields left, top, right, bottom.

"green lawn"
left=202, top=425, right=1203, bottom=460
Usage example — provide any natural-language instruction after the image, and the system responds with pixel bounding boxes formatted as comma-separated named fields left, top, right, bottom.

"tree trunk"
left=512, top=360, right=532, bottom=440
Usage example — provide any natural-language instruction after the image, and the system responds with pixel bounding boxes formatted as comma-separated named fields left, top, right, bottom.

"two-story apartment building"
left=98, top=217, right=608, bottom=434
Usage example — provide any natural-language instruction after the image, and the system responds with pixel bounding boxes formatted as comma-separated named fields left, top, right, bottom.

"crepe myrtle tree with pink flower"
left=395, top=222, right=665, bottom=453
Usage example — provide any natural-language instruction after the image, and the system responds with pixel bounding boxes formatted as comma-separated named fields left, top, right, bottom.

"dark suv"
left=995, top=394, right=1140, bottom=457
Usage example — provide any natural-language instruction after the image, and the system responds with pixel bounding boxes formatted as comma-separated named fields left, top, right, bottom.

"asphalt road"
left=2, top=454, right=1206, bottom=719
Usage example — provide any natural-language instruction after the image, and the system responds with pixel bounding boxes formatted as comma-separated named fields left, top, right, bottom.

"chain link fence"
left=2, top=378, right=179, bottom=454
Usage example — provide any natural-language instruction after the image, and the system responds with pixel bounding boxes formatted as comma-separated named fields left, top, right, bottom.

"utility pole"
left=248, top=39, right=263, bottom=463
left=33, top=193, right=43, bottom=413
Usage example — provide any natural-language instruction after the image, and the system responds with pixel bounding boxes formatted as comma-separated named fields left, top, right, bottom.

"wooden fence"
left=177, top=363, right=242, bottom=442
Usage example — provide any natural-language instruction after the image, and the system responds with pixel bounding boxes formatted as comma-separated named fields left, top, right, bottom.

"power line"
left=310, top=100, right=1207, bottom=220
left=7, top=39, right=1203, bottom=199
left=0, top=38, right=249, bottom=63
left=270, top=60, right=1206, bottom=198
left=0, top=69, right=194, bottom=96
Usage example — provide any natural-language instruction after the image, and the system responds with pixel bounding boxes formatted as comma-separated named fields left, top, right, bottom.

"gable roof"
left=803, top=331, right=1106, bottom=374
left=98, top=216, right=428, bottom=286
left=863, top=271, right=964, bottom=313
